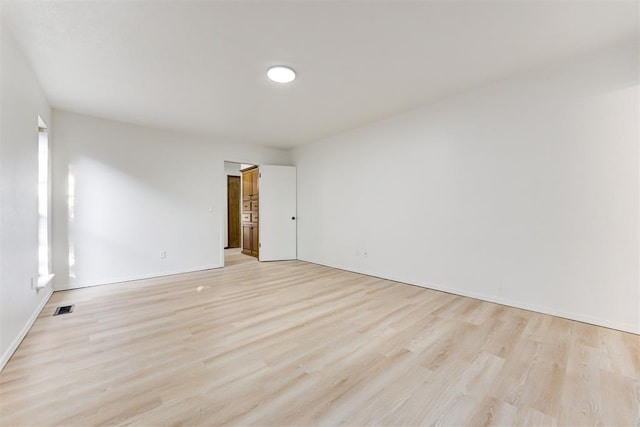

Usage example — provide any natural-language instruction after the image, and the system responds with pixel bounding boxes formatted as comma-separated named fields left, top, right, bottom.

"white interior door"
left=259, top=165, right=297, bottom=261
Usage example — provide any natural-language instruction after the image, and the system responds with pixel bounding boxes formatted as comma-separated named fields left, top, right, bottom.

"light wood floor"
left=224, top=247, right=258, bottom=267
left=1, top=252, right=639, bottom=426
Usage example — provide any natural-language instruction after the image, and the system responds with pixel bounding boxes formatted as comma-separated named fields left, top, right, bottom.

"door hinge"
left=259, top=173, right=261, bottom=178
left=259, top=243, right=262, bottom=248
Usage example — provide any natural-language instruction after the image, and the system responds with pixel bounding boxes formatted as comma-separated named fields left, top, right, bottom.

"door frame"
left=220, top=161, right=297, bottom=266
left=221, top=160, right=256, bottom=267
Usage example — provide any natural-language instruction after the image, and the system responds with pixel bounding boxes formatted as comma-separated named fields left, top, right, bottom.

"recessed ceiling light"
left=267, top=65, right=296, bottom=84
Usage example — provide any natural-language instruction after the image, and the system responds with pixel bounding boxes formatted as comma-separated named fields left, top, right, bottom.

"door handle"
left=291, top=217, right=296, bottom=220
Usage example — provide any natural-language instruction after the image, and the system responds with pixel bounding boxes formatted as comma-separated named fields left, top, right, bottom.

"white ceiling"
left=2, top=1, right=637, bottom=148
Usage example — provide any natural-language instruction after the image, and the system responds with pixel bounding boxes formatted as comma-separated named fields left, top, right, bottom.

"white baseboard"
left=54, top=264, right=222, bottom=291
left=404, top=277, right=639, bottom=335
left=0, top=286, right=54, bottom=372
left=303, top=259, right=640, bottom=335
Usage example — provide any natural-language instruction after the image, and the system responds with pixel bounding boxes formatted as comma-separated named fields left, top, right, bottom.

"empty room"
left=1, top=1, right=638, bottom=425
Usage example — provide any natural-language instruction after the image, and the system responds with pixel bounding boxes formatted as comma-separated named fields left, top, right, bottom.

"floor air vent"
left=54, top=305, right=74, bottom=316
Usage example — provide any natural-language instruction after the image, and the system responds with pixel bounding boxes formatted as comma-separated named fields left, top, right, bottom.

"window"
left=36, top=116, right=53, bottom=288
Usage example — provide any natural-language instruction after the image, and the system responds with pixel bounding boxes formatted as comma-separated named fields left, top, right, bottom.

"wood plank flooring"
left=1, top=250, right=639, bottom=426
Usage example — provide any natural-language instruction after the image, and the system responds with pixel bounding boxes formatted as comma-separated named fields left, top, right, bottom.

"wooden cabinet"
left=242, top=223, right=257, bottom=256
left=242, top=167, right=259, bottom=201
left=241, top=166, right=259, bottom=257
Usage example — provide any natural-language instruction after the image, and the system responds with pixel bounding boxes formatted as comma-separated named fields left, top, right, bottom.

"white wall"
left=223, top=161, right=242, bottom=248
left=224, top=162, right=242, bottom=177
left=293, top=41, right=640, bottom=334
left=52, top=111, right=290, bottom=290
left=0, top=23, right=53, bottom=369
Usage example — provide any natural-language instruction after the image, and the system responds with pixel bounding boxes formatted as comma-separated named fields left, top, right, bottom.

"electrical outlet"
left=160, top=251, right=167, bottom=259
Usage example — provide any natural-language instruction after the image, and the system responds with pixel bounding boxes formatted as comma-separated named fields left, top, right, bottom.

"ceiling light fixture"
left=267, top=65, right=296, bottom=83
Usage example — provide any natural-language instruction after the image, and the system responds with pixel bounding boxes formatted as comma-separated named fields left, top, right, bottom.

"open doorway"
left=223, top=161, right=297, bottom=266
left=224, top=161, right=257, bottom=266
